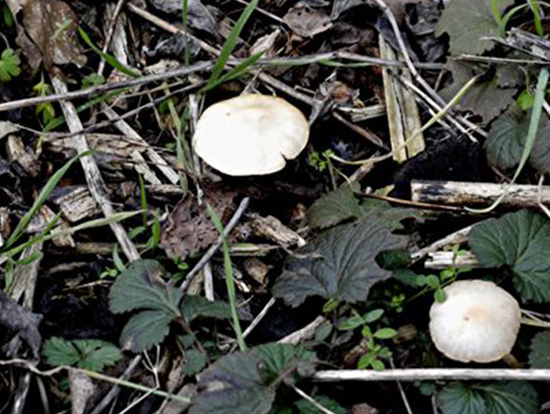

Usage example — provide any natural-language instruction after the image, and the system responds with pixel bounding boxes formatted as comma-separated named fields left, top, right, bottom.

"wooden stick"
left=411, top=180, right=550, bottom=207
left=51, top=74, right=140, bottom=262
left=314, top=368, right=550, bottom=382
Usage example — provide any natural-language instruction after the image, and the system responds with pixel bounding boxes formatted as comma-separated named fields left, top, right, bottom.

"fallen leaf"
left=149, top=0, right=219, bottom=39
left=439, top=61, right=516, bottom=123
left=16, top=0, right=86, bottom=69
left=160, top=185, right=237, bottom=260
left=283, top=3, right=332, bottom=38
left=435, top=0, right=514, bottom=55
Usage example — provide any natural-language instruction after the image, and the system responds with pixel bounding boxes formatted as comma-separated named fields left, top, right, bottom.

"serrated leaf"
left=190, top=352, right=275, bottom=414
left=180, top=295, right=231, bottom=323
left=307, top=185, right=362, bottom=229
left=485, top=105, right=531, bottom=169
left=43, top=337, right=81, bottom=367
left=272, top=212, right=407, bottom=306
left=183, top=349, right=208, bottom=376
left=120, top=310, right=173, bottom=353
left=476, top=382, right=539, bottom=414
left=0, top=48, right=21, bottom=82
left=437, top=382, right=486, bottom=414
left=439, top=61, right=516, bottom=124
left=42, top=337, right=121, bottom=371
left=529, top=331, right=550, bottom=368
left=255, top=343, right=316, bottom=381
left=109, top=259, right=182, bottom=315
left=435, top=0, right=514, bottom=55
left=470, top=209, right=550, bottom=302
left=485, top=105, right=550, bottom=172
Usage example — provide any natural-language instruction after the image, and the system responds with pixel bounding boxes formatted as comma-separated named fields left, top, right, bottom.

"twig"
left=314, top=369, right=550, bottom=381
left=390, top=359, right=414, bottom=414
left=51, top=73, right=140, bottom=262
left=0, top=62, right=211, bottom=113
left=98, top=0, right=128, bottom=75
left=410, top=225, right=472, bottom=263
left=243, top=297, right=276, bottom=339
left=292, top=386, right=337, bottom=414
left=181, top=197, right=251, bottom=291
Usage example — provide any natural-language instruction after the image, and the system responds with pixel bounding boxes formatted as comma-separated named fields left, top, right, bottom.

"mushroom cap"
left=192, top=94, right=309, bottom=176
left=429, top=280, right=521, bottom=363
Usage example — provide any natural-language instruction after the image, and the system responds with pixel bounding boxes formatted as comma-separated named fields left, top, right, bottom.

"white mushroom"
left=192, top=94, right=309, bottom=176
left=429, top=280, right=521, bottom=363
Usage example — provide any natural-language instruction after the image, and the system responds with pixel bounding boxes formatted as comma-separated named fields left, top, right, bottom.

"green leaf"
left=338, top=314, right=365, bottom=331
left=273, top=212, right=407, bottom=306
left=0, top=48, right=21, bottom=82
left=183, top=349, right=208, bottom=376
left=373, top=328, right=397, bottom=339
left=364, top=309, right=384, bottom=323
left=485, top=104, right=531, bottom=169
left=307, top=185, right=362, bottom=229
left=42, top=337, right=121, bottom=371
left=435, top=0, right=514, bottom=55
left=476, top=382, right=538, bottom=414
left=120, top=310, right=173, bottom=353
left=437, top=382, right=538, bottom=414
left=205, top=0, right=258, bottom=90
left=470, top=209, right=550, bottom=302
left=437, top=382, right=486, bottom=414
left=529, top=331, right=550, bottom=368
left=255, top=343, right=316, bottom=381
left=180, top=295, right=231, bottom=322
left=109, top=259, right=182, bottom=315
left=190, top=351, right=275, bottom=414
left=295, top=395, right=345, bottom=414
left=434, top=288, right=447, bottom=303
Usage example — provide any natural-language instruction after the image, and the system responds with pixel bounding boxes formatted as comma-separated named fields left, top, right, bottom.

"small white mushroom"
left=429, top=280, right=521, bottom=363
left=192, top=94, right=309, bottom=176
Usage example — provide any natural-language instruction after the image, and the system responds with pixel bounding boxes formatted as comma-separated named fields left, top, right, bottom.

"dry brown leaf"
left=160, top=186, right=237, bottom=260
left=16, top=0, right=86, bottom=70
left=283, top=3, right=332, bottom=38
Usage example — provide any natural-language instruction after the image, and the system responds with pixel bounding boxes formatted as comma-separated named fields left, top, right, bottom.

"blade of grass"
left=207, top=204, right=246, bottom=351
left=204, top=51, right=265, bottom=92
left=79, top=27, right=139, bottom=78
left=182, top=0, right=190, bottom=66
left=467, top=67, right=549, bottom=213
left=3, top=152, right=88, bottom=250
left=205, top=0, right=258, bottom=90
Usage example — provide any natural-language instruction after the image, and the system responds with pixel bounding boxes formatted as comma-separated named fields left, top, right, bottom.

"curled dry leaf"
left=160, top=185, right=237, bottom=260
left=15, top=0, right=86, bottom=69
left=283, top=3, right=332, bottom=38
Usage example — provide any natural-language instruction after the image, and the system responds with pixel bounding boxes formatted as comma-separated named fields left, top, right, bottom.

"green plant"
left=308, top=149, right=334, bottom=173
left=43, top=337, right=122, bottom=371
left=339, top=308, right=397, bottom=371
left=0, top=48, right=20, bottom=82
left=33, top=76, right=56, bottom=125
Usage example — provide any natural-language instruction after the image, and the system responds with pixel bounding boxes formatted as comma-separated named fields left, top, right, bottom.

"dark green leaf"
left=183, top=349, right=208, bottom=376
left=485, top=104, right=530, bottom=169
left=438, top=382, right=538, bottom=414
left=255, top=343, right=316, bottom=381
left=437, top=382, right=486, bottom=414
left=109, top=259, right=182, bottom=315
left=42, top=337, right=121, bottom=371
left=307, top=185, right=362, bottom=229
left=529, top=331, right=550, bottom=368
left=180, top=295, right=231, bottom=323
left=190, top=351, right=275, bottom=414
left=273, top=212, right=407, bottom=306
left=338, top=314, right=365, bottom=331
left=364, top=309, right=384, bottom=323
left=476, top=382, right=538, bottom=414
left=42, top=337, right=81, bottom=367
left=120, top=310, right=173, bottom=353
left=470, top=209, right=550, bottom=302
left=295, top=395, right=345, bottom=414
left=435, top=0, right=514, bottom=55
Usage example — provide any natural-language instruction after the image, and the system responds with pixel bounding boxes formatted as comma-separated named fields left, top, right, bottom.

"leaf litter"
left=3, top=0, right=550, bottom=413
